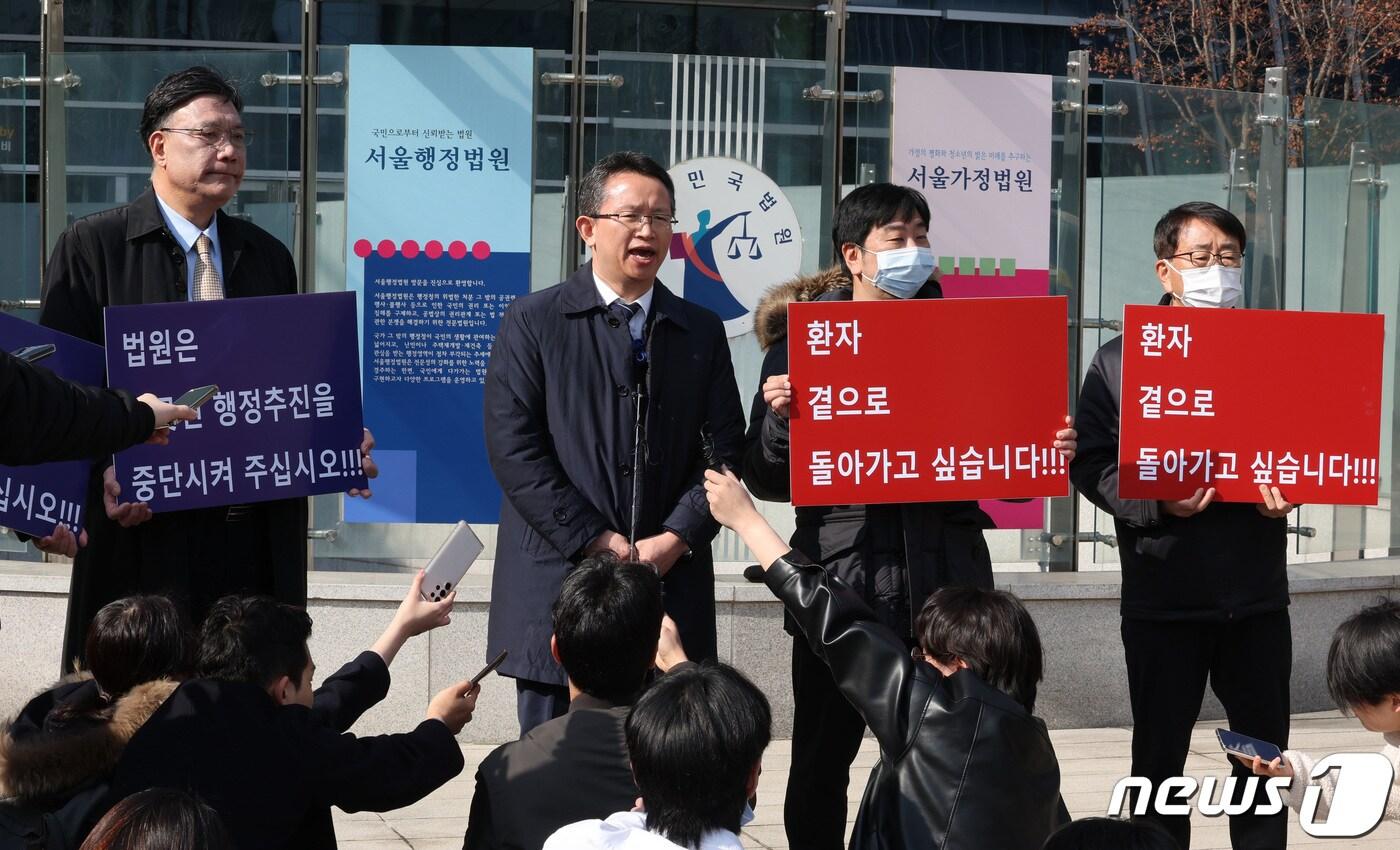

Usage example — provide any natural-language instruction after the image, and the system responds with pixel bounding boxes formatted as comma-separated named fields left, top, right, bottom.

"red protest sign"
left=1118, top=304, right=1384, bottom=505
left=788, top=297, right=1069, bottom=507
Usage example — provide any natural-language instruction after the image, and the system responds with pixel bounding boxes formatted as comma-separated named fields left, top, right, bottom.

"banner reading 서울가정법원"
left=890, top=66, right=1054, bottom=528
left=345, top=45, right=533, bottom=525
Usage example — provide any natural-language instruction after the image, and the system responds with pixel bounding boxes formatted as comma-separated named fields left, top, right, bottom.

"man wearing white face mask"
left=1071, top=202, right=1294, bottom=850
left=741, top=183, right=1078, bottom=850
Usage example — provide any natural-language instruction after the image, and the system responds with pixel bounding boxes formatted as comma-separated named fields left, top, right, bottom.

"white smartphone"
left=421, top=521, right=484, bottom=602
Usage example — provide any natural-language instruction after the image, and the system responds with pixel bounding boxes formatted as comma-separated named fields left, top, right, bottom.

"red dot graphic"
left=472, top=241, right=491, bottom=261
left=401, top=240, right=420, bottom=259
left=376, top=239, right=396, bottom=258
left=448, top=241, right=468, bottom=260
left=425, top=240, right=444, bottom=259
left=353, top=239, right=372, bottom=258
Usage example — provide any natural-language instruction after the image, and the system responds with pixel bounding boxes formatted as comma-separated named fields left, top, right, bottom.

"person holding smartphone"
left=1, top=350, right=198, bottom=467
left=2, top=349, right=201, bottom=558
left=1070, top=202, right=1294, bottom=850
left=1243, top=599, right=1400, bottom=826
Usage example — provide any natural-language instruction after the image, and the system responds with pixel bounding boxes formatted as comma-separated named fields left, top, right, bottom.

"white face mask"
left=860, top=246, right=936, bottom=299
left=1176, top=264, right=1244, bottom=309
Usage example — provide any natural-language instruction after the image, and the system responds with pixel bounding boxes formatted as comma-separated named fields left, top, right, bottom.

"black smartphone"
left=13, top=344, right=56, bottom=364
left=470, top=650, right=508, bottom=687
left=157, top=384, right=219, bottom=430
left=1216, top=728, right=1284, bottom=763
left=174, top=384, right=219, bottom=408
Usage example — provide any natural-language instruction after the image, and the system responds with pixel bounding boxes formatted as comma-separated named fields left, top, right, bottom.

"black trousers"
left=1121, top=610, right=1292, bottom=850
left=784, top=631, right=871, bottom=850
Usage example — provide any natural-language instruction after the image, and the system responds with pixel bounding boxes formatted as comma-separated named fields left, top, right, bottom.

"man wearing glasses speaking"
left=39, top=66, right=374, bottom=670
left=484, top=152, right=746, bottom=733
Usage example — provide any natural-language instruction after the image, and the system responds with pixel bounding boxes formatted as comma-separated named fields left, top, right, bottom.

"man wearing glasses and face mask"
left=38, top=66, right=376, bottom=672
left=1071, top=202, right=1294, bottom=850
left=742, top=183, right=1078, bottom=850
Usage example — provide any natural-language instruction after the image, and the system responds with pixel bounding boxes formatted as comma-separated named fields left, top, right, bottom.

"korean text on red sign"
left=1118, top=304, right=1384, bottom=505
left=788, top=297, right=1069, bottom=507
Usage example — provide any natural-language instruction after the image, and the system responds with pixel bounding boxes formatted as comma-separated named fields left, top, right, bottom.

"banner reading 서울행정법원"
left=345, top=45, right=534, bottom=524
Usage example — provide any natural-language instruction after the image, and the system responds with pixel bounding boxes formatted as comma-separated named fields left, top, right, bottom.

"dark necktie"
left=609, top=299, right=648, bottom=365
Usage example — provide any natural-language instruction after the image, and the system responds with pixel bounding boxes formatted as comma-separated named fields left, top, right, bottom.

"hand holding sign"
left=347, top=427, right=378, bottom=499
left=763, top=373, right=793, bottom=419
left=1256, top=484, right=1295, bottom=519
left=33, top=523, right=87, bottom=558
left=103, top=466, right=153, bottom=527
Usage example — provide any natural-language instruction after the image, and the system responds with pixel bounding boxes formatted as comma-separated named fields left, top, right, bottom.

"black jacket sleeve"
left=1068, top=341, right=1160, bottom=528
left=306, top=716, right=465, bottom=814
left=764, top=551, right=919, bottom=753
left=462, top=767, right=499, bottom=850
left=740, top=342, right=792, bottom=502
left=483, top=302, right=611, bottom=560
left=0, top=351, right=155, bottom=466
left=310, top=651, right=391, bottom=733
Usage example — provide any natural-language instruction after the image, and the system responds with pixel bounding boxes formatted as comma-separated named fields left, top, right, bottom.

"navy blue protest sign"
left=0, top=314, right=105, bottom=538
left=105, top=292, right=368, bottom=512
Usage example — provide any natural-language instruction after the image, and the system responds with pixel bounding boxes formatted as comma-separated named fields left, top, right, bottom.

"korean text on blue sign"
left=105, top=292, right=368, bottom=512
left=0, top=314, right=104, bottom=538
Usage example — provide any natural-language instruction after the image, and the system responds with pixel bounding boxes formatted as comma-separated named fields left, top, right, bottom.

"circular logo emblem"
left=662, top=157, right=803, bottom=338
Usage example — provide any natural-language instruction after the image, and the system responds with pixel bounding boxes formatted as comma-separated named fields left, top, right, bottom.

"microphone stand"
left=628, top=334, right=650, bottom=564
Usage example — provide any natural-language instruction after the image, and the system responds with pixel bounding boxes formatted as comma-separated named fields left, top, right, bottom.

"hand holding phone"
left=421, top=521, right=484, bottom=601
left=1216, top=728, right=1284, bottom=764
left=155, top=384, right=219, bottom=430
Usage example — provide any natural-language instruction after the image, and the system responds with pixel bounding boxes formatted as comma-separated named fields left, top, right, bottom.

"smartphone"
left=1216, top=728, right=1284, bottom=764
left=157, top=384, right=219, bottom=430
left=420, top=521, right=484, bottom=602
left=174, top=384, right=219, bottom=408
left=13, top=344, right=56, bottom=364
left=471, top=650, right=508, bottom=687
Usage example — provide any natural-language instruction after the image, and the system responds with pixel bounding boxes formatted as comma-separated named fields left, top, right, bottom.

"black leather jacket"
left=766, top=551, right=1067, bottom=850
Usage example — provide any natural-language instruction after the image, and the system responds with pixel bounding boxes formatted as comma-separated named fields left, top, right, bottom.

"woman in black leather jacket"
left=705, top=469, right=1069, bottom=850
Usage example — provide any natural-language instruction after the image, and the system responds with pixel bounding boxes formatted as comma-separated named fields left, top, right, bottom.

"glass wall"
left=5, top=0, right=1400, bottom=574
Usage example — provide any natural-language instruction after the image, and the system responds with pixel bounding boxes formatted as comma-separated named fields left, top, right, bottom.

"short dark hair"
left=626, top=663, right=770, bottom=849
left=1327, top=598, right=1400, bottom=710
left=50, top=595, right=192, bottom=729
left=79, top=788, right=233, bottom=850
left=87, top=595, right=192, bottom=697
left=553, top=554, right=664, bottom=704
left=916, top=585, right=1043, bottom=713
left=577, top=151, right=675, bottom=217
left=831, top=182, right=931, bottom=275
left=196, top=596, right=311, bottom=690
left=1041, top=817, right=1179, bottom=850
left=139, top=66, right=243, bottom=152
left=1152, top=201, right=1246, bottom=261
